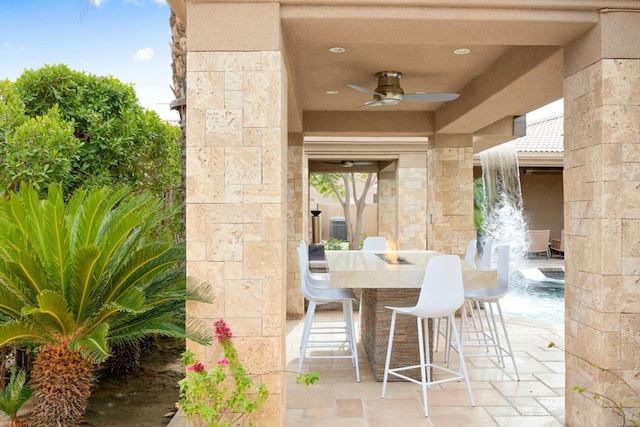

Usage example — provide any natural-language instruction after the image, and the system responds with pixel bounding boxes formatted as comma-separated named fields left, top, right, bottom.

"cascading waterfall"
left=480, top=142, right=528, bottom=286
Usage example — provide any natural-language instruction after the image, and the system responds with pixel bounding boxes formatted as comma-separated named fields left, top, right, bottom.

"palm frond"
left=40, top=185, right=73, bottom=300
left=136, top=263, right=183, bottom=294
left=101, top=243, right=179, bottom=303
left=0, top=218, right=27, bottom=259
left=69, top=245, right=102, bottom=323
left=0, top=285, right=27, bottom=319
left=186, top=317, right=213, bottom=346
left=5, top=255, right=49, bottom=297
left=11, top=186, right=55, bottom=275
left=116, top=287, right=146, bottom=313
left=90, top=193, right=168, bottom=284
left=4, top=187, right=31, bottom=239
left=22, top=290, right=77, bottom=337
left=0, top=321, right=47, bottom=347
left=68, top=186, right=128, bottom=249
left=186, top=279, right=215, bottom=304
left=0, top=368, right=33, bottom=419
left=71, top=323, right=110, bottom=363
left=137, top=261, right=185, bottom=296
left=108, top=299, right=184, bottom=337
left=82, top=302, right=122, bottom=337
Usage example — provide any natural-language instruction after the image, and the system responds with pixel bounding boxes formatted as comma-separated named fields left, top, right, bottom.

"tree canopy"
left=0, top=64, right=181, bottom=199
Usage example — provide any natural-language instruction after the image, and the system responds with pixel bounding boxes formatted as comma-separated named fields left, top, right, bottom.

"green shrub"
left=0, top=105, right=80, bottom=195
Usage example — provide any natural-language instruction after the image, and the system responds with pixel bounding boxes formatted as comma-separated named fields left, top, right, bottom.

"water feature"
left=480, top=141, right=527, bottom=273
left=479, top=142, right=564, bottom=324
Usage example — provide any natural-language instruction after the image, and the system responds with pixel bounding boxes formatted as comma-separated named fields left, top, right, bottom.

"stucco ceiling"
left=170, top=1, right=613, bottom=150
left=278, top=2, right=601, bottom=139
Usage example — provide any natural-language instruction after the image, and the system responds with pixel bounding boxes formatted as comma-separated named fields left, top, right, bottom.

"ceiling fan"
left=321, top=160, right=375, bottom=168
left=347, top=71, right=460, bottom=107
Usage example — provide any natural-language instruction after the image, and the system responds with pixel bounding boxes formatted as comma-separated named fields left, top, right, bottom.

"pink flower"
left=188, top=362, right=205, bottom=373
left=217, top=358, right=229, bottom=366
left=214, top=319, right=233, bottom=342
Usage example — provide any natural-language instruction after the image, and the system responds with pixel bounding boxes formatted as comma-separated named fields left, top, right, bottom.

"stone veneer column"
left=377, top=171, right=397, bottom=242
left=395, top=154, right=428, bottom=249
left=184, top=3, right=287, bottom=425
left=563, top=10, right=640, bottom=427
left=427, top=134, right=475, bottom=255
left=287, top=138, right=305, bottom=318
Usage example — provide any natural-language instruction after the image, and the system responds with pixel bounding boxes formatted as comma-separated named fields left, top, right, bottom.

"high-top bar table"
left=324, top=250, right=497, bottom=381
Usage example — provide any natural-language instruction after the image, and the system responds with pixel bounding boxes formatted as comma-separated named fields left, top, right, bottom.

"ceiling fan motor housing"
left=374, top=71, right=404, bottom=104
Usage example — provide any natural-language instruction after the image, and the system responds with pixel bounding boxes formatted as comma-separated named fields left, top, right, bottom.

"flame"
left=386, top=241, right=398, bottom=263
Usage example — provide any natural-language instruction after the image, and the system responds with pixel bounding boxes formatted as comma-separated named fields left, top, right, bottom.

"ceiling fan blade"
left=320, top=160, right=374, bottom=167
left=347, top=84, right=381, bottom=95
left=362, top=100, right=386, bottom=107
left=403, top=92, right=460, bottom=102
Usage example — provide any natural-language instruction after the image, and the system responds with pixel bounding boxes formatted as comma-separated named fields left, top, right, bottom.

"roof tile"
left=515, top=114, right=563, bottom=153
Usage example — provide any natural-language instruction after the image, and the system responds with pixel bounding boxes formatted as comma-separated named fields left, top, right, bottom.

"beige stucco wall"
left=314, top=203, right=378, bottom=243
left=520, top=170, right=565, bottom=238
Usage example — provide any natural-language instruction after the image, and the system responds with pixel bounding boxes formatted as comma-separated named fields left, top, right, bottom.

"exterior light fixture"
left=454, top=48, right=471, bottom=55
left=329, top=46, right=346, bottom=53
left=326, top=90, right=339, bottom=95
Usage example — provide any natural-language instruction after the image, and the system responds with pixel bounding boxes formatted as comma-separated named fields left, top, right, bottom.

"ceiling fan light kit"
left=348, top=70, right=460, bottom=107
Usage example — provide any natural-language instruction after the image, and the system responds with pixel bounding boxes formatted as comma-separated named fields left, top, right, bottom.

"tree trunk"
left=170, top=10, right=187, bottom=242
left=28, top=344, right=94, bottom=427
left=352, top=174, right=373, bottom=249
left=169, top=11, right=187, bottom=104
left=340, top=174, right=358, bottom=249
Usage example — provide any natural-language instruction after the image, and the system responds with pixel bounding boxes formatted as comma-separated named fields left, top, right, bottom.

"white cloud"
left=133, top=48, right=154, bottom=61
left=3, top=43, right=11, bottom=49
left=90, top=0, right=106, bottom=7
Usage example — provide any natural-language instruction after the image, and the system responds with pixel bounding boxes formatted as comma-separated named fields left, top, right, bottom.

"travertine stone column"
left=563, top=10, right=640, bottom=427
left=396, top=154, right=428, bottom=250
left=184, top=3, right=287, bottom=425
left=287, top=137, right=305, bottom=319
left=427, top=134, right=475, bottom=255
left=377, top=170, right=397, bottom=243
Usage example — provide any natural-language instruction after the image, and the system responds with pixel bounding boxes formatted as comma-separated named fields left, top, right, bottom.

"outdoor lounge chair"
left=550, top=230, right=564, bottom=258
left=525, top=229, right=551, bottom=259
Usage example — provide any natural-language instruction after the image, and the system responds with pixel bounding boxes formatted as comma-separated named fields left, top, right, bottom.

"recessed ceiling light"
left=454, top=48, right=471, bottom=55
left=326, top=90, right=339, bottom=95
left=329, top=46, right=346, bottom=53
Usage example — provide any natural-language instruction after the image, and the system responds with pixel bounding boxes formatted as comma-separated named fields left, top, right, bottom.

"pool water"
left=501, top=279, right=565, bottom=324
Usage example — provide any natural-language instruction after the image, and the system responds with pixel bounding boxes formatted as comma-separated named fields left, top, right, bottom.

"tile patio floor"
left=286, top=309, right=565, bottom=427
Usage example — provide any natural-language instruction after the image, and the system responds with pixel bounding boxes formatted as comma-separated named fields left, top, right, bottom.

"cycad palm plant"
left=0, top=185, right=204, bottom=426
left=0, top=368, right=33, bottom=427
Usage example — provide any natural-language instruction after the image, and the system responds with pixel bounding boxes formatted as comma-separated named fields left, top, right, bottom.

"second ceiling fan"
left=321, top=160, right=375, bottom=168
left=348, top=71, right=460, bottom=107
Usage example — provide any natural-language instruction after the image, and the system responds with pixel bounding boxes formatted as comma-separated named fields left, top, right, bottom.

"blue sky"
left=1, top=0, right=178, bottom=121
